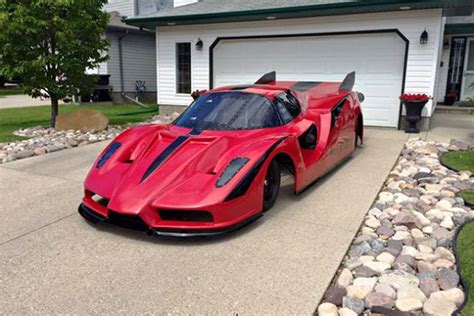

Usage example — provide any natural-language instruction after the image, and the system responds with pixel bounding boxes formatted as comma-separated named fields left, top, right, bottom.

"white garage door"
left=213, top=33, right=406, bottom=127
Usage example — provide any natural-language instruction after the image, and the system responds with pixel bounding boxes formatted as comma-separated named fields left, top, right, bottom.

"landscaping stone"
left=419, top=277, right=440, bottom=297
left=376, top=252, right=395, bottom=265
left=363, top=261, right=391, bottom=273
left=338, top=307, right=357, bottom=316
left=353, top=265, right=379, bottom=278
left=55, top=108, right=109, bottom=131
left=336, top=268, right=353, bottom=289
left=324, top=287, right=346, bottom=306
left=422, top=295, right=456, bottom=315
left=430, top=288, right=464, bottom=306
left=377, top=226, right=395, bottom=238
left=436, top=268, right=459, bottom=290
left=342, top=296, right=364, bottom=314
left=397, top=284, right=427, bottom=303
left=379, top=271, right=419, bottom=290
left=1, top=114, right=173, bottom=164
left=374, top=284, right=396, bottom=299
left=317, top=302, right=338, bottom=316
left=318, top=138, right=472, bottom=314
left=395, top=298, right=423, bottom=312
left=364, top=292, right=393, bottom=309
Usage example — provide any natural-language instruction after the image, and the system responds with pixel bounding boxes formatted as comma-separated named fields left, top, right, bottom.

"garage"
left=211, top=32, right=407, bottom=128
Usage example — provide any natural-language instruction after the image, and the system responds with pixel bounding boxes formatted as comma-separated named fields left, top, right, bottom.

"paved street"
left=0, top=128, right=408, bottom=314
left=0, top=94, right=65, bottom=109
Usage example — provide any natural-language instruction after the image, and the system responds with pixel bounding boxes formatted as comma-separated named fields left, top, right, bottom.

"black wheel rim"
left=264, top=166, right=276, bottom=200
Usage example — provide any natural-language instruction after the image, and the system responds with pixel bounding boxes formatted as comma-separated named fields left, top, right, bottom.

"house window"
left=176, top=43, right=191, bottom=94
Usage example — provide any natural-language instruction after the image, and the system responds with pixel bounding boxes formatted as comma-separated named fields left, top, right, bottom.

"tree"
left=0, top=0, right=110, bottom=127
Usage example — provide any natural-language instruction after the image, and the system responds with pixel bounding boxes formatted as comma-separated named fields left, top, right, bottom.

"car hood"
left=84, top=124, right=289, bottom=214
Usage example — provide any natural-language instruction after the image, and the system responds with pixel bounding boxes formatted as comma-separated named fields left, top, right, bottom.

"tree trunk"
left=50, top=98, right=59, bottom=128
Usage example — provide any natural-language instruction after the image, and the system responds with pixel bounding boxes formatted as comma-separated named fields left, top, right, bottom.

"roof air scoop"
left=255, top=71, right=276, bottom=85
left=339, top=71, right=355, bottom=91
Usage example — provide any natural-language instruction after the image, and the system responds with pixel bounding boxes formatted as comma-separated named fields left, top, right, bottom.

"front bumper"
left=78, top=203, right=262, bottom=238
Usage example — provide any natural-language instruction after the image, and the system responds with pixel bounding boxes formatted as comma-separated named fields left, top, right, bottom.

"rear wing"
left=254, top=71, right=356, bottom=92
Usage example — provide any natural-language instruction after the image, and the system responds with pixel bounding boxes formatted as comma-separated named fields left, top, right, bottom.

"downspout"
left=118, top=28, right=149, bottom=108
left=118, top=30, right=128, bottom=95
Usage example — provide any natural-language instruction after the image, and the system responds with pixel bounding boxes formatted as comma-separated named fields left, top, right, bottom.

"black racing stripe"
left=141, top=130, right=201, bottom=182
left=290, top=81, right=321, bottom=92
left=230, top=84, right=256, bottom=90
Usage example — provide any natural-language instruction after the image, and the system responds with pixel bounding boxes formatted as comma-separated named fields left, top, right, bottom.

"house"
left=126, top=0, right=474, bottom=129
left=93, top=0, right=174, bottom=103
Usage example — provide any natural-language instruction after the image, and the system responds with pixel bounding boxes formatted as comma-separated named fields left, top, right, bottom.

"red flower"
left=399, top=93, right=431, bottom=103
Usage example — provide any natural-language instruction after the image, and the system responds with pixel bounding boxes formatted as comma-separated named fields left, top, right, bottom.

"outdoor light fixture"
left=443, top=39, right=450, bottom=49
left=195, top=38, right=203, bottom=50
left=420, top=30, right=428, bottom=44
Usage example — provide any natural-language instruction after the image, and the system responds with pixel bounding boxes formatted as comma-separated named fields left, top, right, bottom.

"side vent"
left=216, top=157, right=250, bottom=188
left=298, top=125, right=317, bottom=150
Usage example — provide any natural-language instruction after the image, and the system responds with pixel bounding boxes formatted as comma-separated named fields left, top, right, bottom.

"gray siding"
left=138, top=0, right=173, bottom=15
left=107, top=31, right=157, bottom=93
left=103, top=0, right=135, bottom=16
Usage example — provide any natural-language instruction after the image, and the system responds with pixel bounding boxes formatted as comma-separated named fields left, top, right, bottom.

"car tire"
left=263, top=160, right=281, bottom=212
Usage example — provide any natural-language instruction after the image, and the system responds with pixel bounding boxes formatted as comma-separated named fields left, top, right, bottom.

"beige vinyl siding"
left=155, top=9, right=443, bottom=118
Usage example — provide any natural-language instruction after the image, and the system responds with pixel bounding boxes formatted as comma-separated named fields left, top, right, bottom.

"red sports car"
left=79, top=71, right=364, bottom=237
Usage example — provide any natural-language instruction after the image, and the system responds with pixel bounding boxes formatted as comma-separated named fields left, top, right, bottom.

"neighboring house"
left=95, top=0, right=173, bottom=103
left=126, top=0, right=474, bottom=129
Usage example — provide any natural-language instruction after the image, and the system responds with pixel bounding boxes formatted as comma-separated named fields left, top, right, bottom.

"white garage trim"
left=209, top=29, right=409, bottom=128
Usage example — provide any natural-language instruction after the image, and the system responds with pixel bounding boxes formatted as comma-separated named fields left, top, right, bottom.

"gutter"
left=125, top=0, right=458, bottom=26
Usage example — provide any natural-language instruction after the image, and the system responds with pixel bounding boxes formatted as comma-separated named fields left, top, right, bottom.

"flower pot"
left=403, top=100, right=427, bottom=133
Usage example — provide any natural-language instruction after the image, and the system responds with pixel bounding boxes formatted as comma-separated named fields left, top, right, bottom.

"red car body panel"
left=79, top=73, right=364, bottom=237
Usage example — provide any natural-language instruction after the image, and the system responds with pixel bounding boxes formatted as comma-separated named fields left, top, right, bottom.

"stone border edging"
left=313, top=143, right=402, bottom=314
left=451, top=218, right=474, bottom=315
left=317, top=139, right=473, bottom=315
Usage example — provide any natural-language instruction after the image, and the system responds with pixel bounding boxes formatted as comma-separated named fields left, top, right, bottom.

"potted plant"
left=399, top=93, right=430, bottom=133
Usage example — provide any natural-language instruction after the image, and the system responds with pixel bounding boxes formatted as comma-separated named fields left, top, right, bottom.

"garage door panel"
left=213, top=33, right=405, bottom=127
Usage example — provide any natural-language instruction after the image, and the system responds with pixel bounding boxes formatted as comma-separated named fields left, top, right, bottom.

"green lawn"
left=440, top=151, right=474, bottom=173
left=459, top=191, right=474, bottom=206
left=0, top=104, right=157, bottom=142
left=457, top=220, right=474, bottom=315
left=0, top=86, right=25, bottom=97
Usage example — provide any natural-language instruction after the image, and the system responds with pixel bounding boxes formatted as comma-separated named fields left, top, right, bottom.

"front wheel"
left=262, top=160, right=281, bottom=212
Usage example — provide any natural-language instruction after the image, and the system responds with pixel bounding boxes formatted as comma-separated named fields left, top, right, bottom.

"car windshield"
left=173, top=91, right=282, bottom=130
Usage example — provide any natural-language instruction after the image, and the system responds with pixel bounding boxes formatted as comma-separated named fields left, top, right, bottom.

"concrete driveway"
left=0, top=128, right=407, bottom=314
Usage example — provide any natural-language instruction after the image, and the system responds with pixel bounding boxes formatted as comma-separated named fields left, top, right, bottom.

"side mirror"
left=357, top=92, right=365, bottom=103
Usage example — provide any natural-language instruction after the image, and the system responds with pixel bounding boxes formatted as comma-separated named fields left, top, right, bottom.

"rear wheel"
left=263, top=160, right=281, bottom=212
